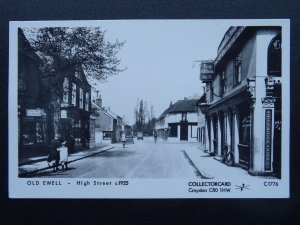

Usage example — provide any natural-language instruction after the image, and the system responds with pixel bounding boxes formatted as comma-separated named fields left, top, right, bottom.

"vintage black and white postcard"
left=9, top=19, right=290, bottom=198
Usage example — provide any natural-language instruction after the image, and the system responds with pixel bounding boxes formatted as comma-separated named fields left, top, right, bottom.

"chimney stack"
left=96, top=95, right=102, bottom=108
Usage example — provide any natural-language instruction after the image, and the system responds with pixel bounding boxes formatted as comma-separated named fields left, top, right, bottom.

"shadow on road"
left=93, top=150, right=137, bottom=158
left=24, top=167, right=77, bottom=178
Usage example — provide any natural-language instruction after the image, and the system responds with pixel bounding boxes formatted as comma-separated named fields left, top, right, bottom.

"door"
left=180, top=123, right=188, bottom=141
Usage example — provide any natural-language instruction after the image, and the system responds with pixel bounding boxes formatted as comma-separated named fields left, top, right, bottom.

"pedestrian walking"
left=48, top=134, right=62, bottom=171
left=121, top=132, right=126, bottom=148
left=153, top=130, right=158, bottom=143
left=58, top=140, right=69, bottom=171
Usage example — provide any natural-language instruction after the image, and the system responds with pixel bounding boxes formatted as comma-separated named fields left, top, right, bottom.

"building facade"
left=58, top=64, right=92, bottom=149
left=18, top=28, right=49, bottom=152
left=199, top=26, right=282, bottom=177
left=92, top=95, right=123, bottom=144
left=196, top=94, right=207, bottom=149
left=156, top=99, right=199, bottom=142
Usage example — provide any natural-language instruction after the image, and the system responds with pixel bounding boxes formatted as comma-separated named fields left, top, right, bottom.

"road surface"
left=34, top=137, right=201, bottom=178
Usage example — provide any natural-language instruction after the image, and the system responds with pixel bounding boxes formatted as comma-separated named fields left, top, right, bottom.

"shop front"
left=19, top=108, right=48, bottom=152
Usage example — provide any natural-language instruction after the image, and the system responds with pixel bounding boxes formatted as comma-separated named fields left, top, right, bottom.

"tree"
left=23, top=27, right=125, bottom=135
left=133, top=99, right=156, bottom=135
left=25, top=27, right=125, bottom=89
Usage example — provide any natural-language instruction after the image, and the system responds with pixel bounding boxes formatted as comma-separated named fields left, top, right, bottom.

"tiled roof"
left=158, top=99, right=198, bottom=119
left=168, top=99, right=198, bottom=114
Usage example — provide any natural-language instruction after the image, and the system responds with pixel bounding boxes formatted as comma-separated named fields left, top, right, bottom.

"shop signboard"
left=26, top=109, right=42, bottom=117
left=200, top=60, right=214, bottom=82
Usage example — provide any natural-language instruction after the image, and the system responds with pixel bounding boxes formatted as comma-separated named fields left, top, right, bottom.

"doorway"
left=180, top=122, right=188, bottom=141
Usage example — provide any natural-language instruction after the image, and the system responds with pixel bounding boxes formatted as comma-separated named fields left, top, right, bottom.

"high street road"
left=33, top=138, right=201, bottom=178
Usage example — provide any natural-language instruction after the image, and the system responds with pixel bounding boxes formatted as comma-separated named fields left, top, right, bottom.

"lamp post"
left=199, top=102, right=210, bottom=114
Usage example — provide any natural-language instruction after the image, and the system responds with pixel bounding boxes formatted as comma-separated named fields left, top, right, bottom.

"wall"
left=209, top=34, right=257, bottom=105
left=96, top=110, right=113, bottom=132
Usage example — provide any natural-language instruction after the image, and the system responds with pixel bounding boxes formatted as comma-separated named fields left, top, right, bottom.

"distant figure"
left=58, top=141, right=69, bottom=171
left=121, top=132, right=126, bottom=148
left=153, top=130, right=158, bottom=143
left=48, top=134, right=62, bottom=171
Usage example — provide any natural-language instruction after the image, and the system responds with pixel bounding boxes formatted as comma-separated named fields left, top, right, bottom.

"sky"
left=93, top=20, right=229, bottom=125
left=21, top=20, right=230, bottom=125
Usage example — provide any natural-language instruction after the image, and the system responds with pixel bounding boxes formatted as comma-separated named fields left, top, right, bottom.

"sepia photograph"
left=9, top=19, right=290, bottom=198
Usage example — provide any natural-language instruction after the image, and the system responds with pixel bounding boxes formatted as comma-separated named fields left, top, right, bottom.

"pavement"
left=184, top=145, right=271, bottom=180
left=18, top=144, right=114, bottom=177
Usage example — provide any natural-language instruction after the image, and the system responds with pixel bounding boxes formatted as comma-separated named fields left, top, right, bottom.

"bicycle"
left=221, top=143, right=235, bottom=166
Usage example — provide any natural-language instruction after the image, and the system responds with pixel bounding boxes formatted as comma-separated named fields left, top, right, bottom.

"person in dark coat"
left=49, top=134, right=62, bottom=171
left=66, top=134, right=75, bottom=153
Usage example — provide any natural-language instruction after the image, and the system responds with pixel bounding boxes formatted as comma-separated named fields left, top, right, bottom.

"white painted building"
left=199, top=26, right=282, bottom=178
left=156, top=99, right=199, bottom=142
left=92, top=95, right=123, bottom=145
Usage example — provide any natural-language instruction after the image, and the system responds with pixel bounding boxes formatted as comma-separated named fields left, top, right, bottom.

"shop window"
left=169, top=124, right=178, bottom=137
left=73, top=120, right=82, bottom=143
left=234, top=53, right=242, bottom=85
left=22, top=119, right=45, bottom=146
left=63, top=77, right=69, bottom=103
left=240, top=116, right=250, bottom=146
left=72, top=83, right=76, bottom=106
left=103, top=131, right=112, bottom=139
left=79, top=88, right=84, bottom=109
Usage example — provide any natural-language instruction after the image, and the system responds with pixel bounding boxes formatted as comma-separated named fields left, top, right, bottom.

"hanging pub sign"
left=200, top=60, right=214, bottom=82
left=268, top=33, right=281, bottom=77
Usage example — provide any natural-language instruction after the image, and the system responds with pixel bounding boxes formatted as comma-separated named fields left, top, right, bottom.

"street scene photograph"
left=10, top=20, right=289, bottom=196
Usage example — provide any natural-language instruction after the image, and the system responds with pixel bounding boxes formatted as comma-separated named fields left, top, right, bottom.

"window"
left=182, top=113, right=187, bottom=121
left=268, top=34, right=281, bottom=77
left=240, top=116, right=250, bottom=145
left=220, top=71, right=226, bottom=96
left=79, top=88, right=84, bottom=109
left=72, top=83, right=76, bottom=106
left=85, top=92, right=89, bottom=111
left=63, top=78, right=69, bottom=103
left=234, top=53, right=242, bottom=85
left=169, top=124, right=178, bottom=137
left=238, top=103, right=250, bottom=146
